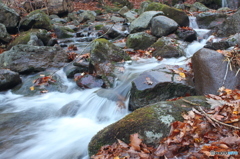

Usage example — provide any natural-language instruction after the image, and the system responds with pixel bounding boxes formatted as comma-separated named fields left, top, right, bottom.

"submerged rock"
left=129, top=64, right=196, bottom=110
left=88, top=96, right=210, bottom=156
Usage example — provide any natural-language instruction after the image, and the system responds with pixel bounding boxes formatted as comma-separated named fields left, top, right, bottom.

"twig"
left=198, top=106, right=240, bottom=130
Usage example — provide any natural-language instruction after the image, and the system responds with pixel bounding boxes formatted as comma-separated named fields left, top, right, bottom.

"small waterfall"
left=189, top=16, right=199, bottom=29
left=222, top=0, right=228, bottom=8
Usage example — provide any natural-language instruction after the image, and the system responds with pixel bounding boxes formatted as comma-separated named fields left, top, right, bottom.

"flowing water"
left=0, top=18, right=210, bottom=159
left=222, top=0, right=228, bottom=8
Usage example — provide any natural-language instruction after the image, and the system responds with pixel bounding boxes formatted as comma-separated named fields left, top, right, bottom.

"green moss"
left=94, top=24, right=104, bottom=30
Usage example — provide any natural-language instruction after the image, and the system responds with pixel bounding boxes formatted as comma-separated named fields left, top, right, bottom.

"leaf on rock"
left=129, top=133, right=142, bottom=151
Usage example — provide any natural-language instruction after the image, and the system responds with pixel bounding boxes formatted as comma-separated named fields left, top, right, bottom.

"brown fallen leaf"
left=129, top=133, right=142, bottom=151
left=145, top=77, right=153, bottom=85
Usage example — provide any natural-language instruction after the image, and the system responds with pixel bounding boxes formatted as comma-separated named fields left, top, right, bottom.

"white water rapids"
left=0, top=21, right=210, bottom=159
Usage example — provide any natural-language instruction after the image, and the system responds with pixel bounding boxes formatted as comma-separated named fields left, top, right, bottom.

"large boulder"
left=215, top=9, right=240, bottom=37
left=129, top=64, right=196, bottom=111
left=143, top=2, right=189, bottom=27
left=0, top=23, right=12, bottom=43
left=20, top=10, right=53, bottom=31
left=88, top=96, right=210, bottom=156
left=196, top=12, right=227, bottom=29
left=7, top=29, right=52, bottom=50
left=0, top=69, right=21, bottom=91
left=0, top=2, right=20, bottom=33
left=0, top=44, right=68, bottom=74
left=126, top=32, right=156, bottom=50
left=189, top=2, right=210, bottom=12
left=192, top=48, right=240, bottom=95
left=150, top=16, right=178, bottom=38
left=129, top=11, right=164, bottom=33
left=151, top=37, right=187, bottom=58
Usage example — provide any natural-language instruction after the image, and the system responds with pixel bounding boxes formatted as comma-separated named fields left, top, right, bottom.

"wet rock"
left=129, top=64, right=196, bottom=110
left=53, top=25, right=75, bottom=39
left=0, top=23, right=12, bottom=43
left=151, top=37, right=187, bottom=58
left=176, top=27, right=197, bottom=42
left=0, top=2, right=20, bottom=33
left=0, top=69, right=22, bottom=91
left=51, top=17, right=67, bottom=24
left=20, top=10, right=53, bottom=31
left=126, top=32, right=156, bottom=50
left=63, top=63, right=88, bottom=78
left=102, top=24, right=126, bottom=39
left=90, top=38, right=130, bottom=87
left=150, top=16, right=178, bottom=38
left=58, top=101, right=81, bottom=117
left=12, top=71, right=67, bottom=96
left=0, top=44, right=68, bottom=74
left=129, top=11, right=164, bottom=33
left=111, top=16, right=125, bottom=23
left=196, top=12, right=227, bottom=29
left=204, top=40, right=230, bottom=50
left=80, top=10, right=96, bottom=22
left=67, top=11, right=84, bottom=23
left=215, top=9, right=240, bottom=37
left=192, top=48, right=240, bottom=95
left=88, top=96, right=210, bottom=156
left=143, top=2, right=189, bottom=27
left=76, top=74, right=104, bottom=89
left=7, top=29, right=51, bottom=50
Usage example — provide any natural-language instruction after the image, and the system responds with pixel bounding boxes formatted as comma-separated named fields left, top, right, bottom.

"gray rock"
left=0, top=23, right=12, bottom=43
left=129, top=11, right=164, bottom=33
left=215, top=9, right=240, bottom=37
left=0, top=44, right=68, bottom=74
left=12, top=70, right=67, bottom=96
left=151, top=37, right=187, bottom=58
left=124, top=10, right=138, bottom=22
left=150, top=16, right=178, bottom=38
left=51, top=18, right=67, bottom=24
left=126, top=32, right=156, bottom=50
left=88, top=96, right=209, bottom=156
left=192, top=48, right=240, bottom=95
left=118, top=6, right=129, bottom=16
left=76, top=74, right=104, bottom=89
left=196, top=12, right=227, bottom=29
left=27, top=34, right=44, bottom=46
left=143, top=2, right=189, bottom=27
left=102, top=24, right=127, bottom=39
left=67, top=11, right=84, bottom=22
left=63, top=63, right=88, bottom=78
left=190, top=2, right=210, bottom=12
left=129, top=64, right=196, bottom=110
left=7, top=29, right=52, bottom=50
left=0, top=2, right=20, bottom=32
left=176, top=27, right=197, bottom=42
left=20, top=10, right=53, bottom=31
left=111, top=16, right=125, bottom=23
left=53, top=25, right=75, bottom=39
left=0, top=69, right=21, bottom=91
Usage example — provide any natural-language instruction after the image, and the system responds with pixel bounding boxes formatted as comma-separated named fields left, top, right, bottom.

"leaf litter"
left=92, top=88, right=240, bottom=159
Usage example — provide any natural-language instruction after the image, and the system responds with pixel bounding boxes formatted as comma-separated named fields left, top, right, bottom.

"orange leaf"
left=129, top=133, right=142, bottom=151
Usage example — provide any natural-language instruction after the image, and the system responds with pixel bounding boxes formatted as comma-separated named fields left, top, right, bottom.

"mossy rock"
left=126, top=32, right=157, bottom=50
left=91, top=38, right=131, bottom=64
left=53, top=25, right=75, bottom=39
left=88, top=96, right=210, bottom=156
left=144, top=2, right=189, bottom=27
left=7, top=29, right=51, bottom=50
left=20, top=10, right=53, bottom=31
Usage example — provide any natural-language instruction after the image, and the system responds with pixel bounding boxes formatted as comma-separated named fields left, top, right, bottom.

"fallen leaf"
left=129, top=133, right=142, bottom=151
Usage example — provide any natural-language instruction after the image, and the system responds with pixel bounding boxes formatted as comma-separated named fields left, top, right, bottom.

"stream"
left=0, top=18, right=210, bottom=159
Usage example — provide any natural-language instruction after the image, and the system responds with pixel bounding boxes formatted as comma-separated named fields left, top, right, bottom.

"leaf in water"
left=179, top=72, right=186, bottom=78
left=129, top=133, right=142, bottom=151
left=29, top=86, right=34, bottom=91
